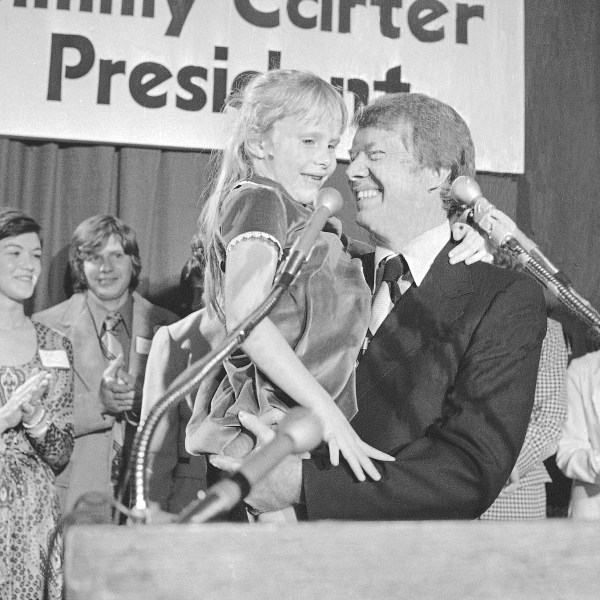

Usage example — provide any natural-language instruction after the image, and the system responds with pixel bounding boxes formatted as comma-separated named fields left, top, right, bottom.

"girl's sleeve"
left=220, top=185, right=288, bottom=256
left=29, top=333, right=75, bottom=474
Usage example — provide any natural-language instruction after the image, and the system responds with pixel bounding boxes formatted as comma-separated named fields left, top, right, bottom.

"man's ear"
left=427, top=167, right=451, bottom=193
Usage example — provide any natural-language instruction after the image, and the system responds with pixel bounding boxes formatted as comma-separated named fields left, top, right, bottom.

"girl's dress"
left=0, top=322, right=74, bottom=600
left=187, top=176, right=371, bottom=457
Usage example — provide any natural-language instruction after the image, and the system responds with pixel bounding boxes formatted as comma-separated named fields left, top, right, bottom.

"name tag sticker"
left=136, top=336, right=152, bottom=355
left=38, top=349, right=70, bottom=369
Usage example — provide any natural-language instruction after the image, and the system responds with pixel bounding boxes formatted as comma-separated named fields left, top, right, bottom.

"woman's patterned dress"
left=0, top=322, right=74, bottom=600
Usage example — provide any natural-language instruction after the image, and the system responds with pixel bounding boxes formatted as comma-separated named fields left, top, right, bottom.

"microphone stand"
left=128, top=188, right=343, bottom=523
left=452, top=176, right=600, bottom=339
left=174, top=406, right=322, bottom=524
left=128, top=268, right=297, bottom=523
left=502, top=239, right=600, bottom=338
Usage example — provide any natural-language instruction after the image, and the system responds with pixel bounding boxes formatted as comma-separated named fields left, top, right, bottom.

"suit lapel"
left=357, top=241, right=475, bottom=406
left=374, top=241, right=474, bottom=348
left=53, top=294, right=105, bottom=393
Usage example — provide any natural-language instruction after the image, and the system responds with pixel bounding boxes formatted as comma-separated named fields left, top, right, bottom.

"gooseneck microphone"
left=451, top=175, right=600, bottom=338
left=276, top=187, right=344, bottom=284
left=451, top=176, right=565, bottom=279
left=176, top=407, right=323, bottom=524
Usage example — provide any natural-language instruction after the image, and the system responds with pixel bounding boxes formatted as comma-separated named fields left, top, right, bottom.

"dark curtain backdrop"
left=1, top=1, right=599, bottom=354
left=520, top=0, right=600, bottom=357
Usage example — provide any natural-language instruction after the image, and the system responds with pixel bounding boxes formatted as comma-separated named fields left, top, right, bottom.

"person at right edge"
left=556, top=344, right=600, bottom=518
left=479, top=316, right=567, bottom=520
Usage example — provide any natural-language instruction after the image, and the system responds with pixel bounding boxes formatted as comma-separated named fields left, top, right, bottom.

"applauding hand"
left=0, top=370, right=51, bottom=433
left=100, top=354, right=135, bottom=415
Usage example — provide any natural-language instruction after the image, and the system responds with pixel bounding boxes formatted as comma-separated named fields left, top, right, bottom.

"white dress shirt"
left=368, top=220, right=451, bottom=336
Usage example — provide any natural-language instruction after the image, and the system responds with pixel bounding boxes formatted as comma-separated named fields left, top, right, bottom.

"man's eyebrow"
left=351, top=141, right=377, bottom=153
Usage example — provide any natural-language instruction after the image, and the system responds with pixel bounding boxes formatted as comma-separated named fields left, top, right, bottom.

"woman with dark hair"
left=0, top=208, right=74, bottom=600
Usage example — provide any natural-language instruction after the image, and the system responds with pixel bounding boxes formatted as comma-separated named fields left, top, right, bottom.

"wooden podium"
left=65, top=520, right=600, bottom=599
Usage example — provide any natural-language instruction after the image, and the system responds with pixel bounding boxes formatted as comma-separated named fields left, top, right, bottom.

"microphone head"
left=278, top=407, right=324, bottom=454
left=451, top=176, right=483, bottom=206
left=316, top=187, right=344, bottom=216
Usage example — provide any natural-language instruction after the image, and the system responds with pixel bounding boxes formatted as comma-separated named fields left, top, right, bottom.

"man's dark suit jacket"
left=302, top=240, right=547, bottom=520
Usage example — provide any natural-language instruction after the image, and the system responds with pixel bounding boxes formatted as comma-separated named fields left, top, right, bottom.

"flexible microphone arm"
left=451, top=176, right=600, bottom=338
left=175, top=407, right=322, bottom=524
left=129, top=281, right=287, bottom=522
left=129, top=188, right=344, bottom=523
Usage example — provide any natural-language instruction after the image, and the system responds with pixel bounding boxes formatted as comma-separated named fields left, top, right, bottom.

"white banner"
left=0, top=0, right=524, bottom=172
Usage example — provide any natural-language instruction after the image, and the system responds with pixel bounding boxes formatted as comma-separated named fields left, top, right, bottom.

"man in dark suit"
left=211, top=92, right=547, bottom=520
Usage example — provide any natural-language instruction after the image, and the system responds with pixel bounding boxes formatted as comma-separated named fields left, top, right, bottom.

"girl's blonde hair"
left=199, top=69, right=347, bottom=320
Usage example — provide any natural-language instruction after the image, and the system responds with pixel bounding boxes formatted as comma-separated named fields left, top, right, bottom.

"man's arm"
left=301, top=275, right=546, bottom=520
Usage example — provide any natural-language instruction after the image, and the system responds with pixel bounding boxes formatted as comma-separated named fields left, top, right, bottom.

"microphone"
left=176, top=407, right=323, bottom=524
left=276, top=187, right=344, bottom=283
left=451, top=176, right=567, bottom=281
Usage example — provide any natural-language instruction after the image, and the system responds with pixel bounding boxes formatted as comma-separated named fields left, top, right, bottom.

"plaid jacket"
left=480, top=318, right=568, bottom=520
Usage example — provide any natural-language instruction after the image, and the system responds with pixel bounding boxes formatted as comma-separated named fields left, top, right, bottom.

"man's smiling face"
left=83, top=234, right=133, bottom=309
left=346, top=122, right=447, bottom=250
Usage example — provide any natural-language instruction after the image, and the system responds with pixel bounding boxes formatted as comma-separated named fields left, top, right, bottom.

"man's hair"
left=0, top=208, right=41, bottom=242
left=354, top=93, right=476, bottom=216
left=69, top=214, right=141, bottom=293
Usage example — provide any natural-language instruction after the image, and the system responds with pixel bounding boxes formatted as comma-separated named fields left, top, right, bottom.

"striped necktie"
left=368, top=254, right=409, bottom=335
left=101, top=311, right=123, bottom=361
left=101, top=311, right=125, bottom=495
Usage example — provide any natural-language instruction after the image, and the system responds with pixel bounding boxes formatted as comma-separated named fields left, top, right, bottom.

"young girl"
left=186, top=69, right=482, bottom=482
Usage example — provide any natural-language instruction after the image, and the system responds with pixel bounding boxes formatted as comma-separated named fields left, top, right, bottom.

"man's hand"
left=498, top=465, right=520, bottom=497
left=208, top=411, right=303, bottom=515
left=100, top=354, right=135, bottom=415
